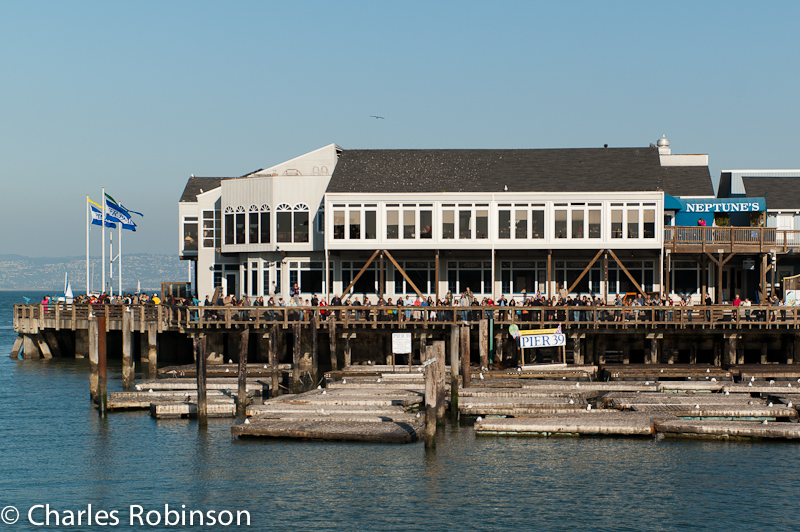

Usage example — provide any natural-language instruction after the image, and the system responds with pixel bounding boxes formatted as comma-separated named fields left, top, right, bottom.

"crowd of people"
left=37, top=285, right=795, bottom=324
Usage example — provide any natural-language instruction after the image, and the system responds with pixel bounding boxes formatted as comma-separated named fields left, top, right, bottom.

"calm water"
left=1, top=290, right=799, bottom=531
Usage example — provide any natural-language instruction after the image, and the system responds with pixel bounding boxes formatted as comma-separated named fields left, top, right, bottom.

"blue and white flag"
left=90, top=204, right=117, bottom=228
left=105, top=198, right=137, bottom=231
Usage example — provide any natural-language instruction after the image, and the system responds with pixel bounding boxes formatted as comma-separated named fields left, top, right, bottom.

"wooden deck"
left=664, top=226, right=800, bottom=254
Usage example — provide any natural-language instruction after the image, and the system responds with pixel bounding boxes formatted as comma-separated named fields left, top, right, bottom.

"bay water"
left=1, top=290, right=798, bottom=531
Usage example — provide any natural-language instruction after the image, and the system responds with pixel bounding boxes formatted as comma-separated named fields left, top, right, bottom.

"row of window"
left=223, top=204, right=311, bottom=246
left=331, top=202, right=658, bottom=242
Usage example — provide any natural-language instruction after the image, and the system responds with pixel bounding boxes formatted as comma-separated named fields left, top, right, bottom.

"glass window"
left=365, top=210, right=377, bottom=239
left=293, top=211, right=309, bottom=243
left=420, top=210, right=432, bottom=239
left=403, top=210, right=415, bottom=238
left=333, top=211, right=345, bottom=239
left=260, top=211, right=270, bottom=243
left=589, top=210, right=601, bottom=239
left=225, top=213, right=234, bottom=245
left=387, top=210, right=399, bottom=239
left=644, top=209, right=656, bottom=238
left=531, top=210, right=544, bottom=239
left=611, top=210, right=623, bottom=239
left=183, top=222, right=198, bottom=252
left=476, top=210, right=488, bottom=239
left=235, top=213, right=245, bottom=244
left=515, top=210, right=527, bottom=239
left=349, top=210, right=361, bottom=239
left=459, top=210, right=472, bottom=239
left=277, top=211, right=291, bottom=242
left=627, top=209, right=639, bottom=239
left=571, top=209, right=584, bottom=238
left=442, top=210, right=455, bottom=239
left=555, top=209, right=567, bottom=239
left=499, top=210, right=511, bottom=239
left=203, top=211, right=215, bottom=248
left=248, top=212, right=259, bottom=244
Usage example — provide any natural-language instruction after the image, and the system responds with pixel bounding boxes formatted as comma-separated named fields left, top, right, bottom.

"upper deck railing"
left=13, top=303, right=800, bottom=334
left=665, top=226, right=800, bottom=253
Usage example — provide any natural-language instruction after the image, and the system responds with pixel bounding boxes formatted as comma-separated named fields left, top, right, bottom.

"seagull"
left=711, top=378, right=717, bottom=382
left=788, top=402, right=793, bottom=408
left=135, top=385, right=141, bottom=391
left=322, top=390, right=327, bottom=395
left=750, top=376, right=755, bottom=382
left=321, top=408, right=327, bottom=415
left=370, top=116, right=385, bottom=120
left=660, top=369, right=664, bottom=373
left=747, top=382, right=752, bottom=387
left=415, top=412, right=420, bottom=418
left=694, top=404, right=700, bottom=409
left=706, top=368, right=710, bottom=373
left=479, top=373, right=484, bottom=380
left=342, top=379, right=347, bottom=384
left=562, top=376, right=567, bottom=380
left=148, top=389, right=153, bottom=393
left=788, top=383, right=793, bottom=388
left=229, top=359, right=233, bottom=364
left=769, top=380, right=775, bottom=385
left=768, top=402, right=773, bottom=407
left=264, top=365, right=268, bottom=369
left=317, top=385, right=322, bottom=390
left=724, top=391, right=729, bottom=395
left=244, top=418, right=250, bottom=424
left=575, top=383, right=581, bottom=388
left=377, top=378, right=382, bottom=383
left=645, top=381, right=650, bottom=385
left=688, top=377, right=692, bottom=380
left=586, top=404, right=592, bottom=411
left=476, top=416, right=483, bottom=422
left=762, top=419, right=768, bottom=425
left=225, top=368, right=230, bottom=372
left=568, top=399, right=575, bottom=404
left=748, top=401, right=754, bottom=405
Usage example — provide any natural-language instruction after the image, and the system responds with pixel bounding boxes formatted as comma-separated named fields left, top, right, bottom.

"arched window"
left=260, top=204, right=270, bottom=244
left=293, top=204, right=310, bottom=243
left=224, top=206, right=235, bottom=245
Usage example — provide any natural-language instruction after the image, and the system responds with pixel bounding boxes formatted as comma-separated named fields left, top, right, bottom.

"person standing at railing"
left=704, top=293, right=712, bottom=322
left=460, top=292, right=470, bottom=322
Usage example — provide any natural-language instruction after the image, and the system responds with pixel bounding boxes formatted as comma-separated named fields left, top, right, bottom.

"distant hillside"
left=0, top=254, right=190, bottom=292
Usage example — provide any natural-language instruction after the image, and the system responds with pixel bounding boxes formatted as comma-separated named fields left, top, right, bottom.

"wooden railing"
left=14, top=303, right=800, bottom=333
left=664, top=226, right=800, bottom=253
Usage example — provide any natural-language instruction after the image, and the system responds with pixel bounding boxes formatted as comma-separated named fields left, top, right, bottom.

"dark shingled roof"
left=742, top=176, right=800, bottom=210
left=179, top=177, right=223, bottom=202
left=327, top=147, right=713, bottom=197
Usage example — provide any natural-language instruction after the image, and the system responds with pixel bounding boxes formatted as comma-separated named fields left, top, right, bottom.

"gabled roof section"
left=742, top=175, right=800, bottom=210
left=327, top=147, right=713, bottom=196
left=179, top=177, right=223, bottom=202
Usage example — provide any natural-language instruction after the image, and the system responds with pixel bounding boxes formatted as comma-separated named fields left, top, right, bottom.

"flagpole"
left=110, top=230, right=114, bottom=298
left=119, top=223, right=122, bottom=296
left=102, top=186, right=106, bottom=295
left=86, top=196, right=90, bottom=295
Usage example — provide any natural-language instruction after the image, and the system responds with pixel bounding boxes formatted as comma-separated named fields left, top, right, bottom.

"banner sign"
left=392, top=332, right=412, bottom=354
left=509, top=325, right=566, bottom=348
left=682, top=198, right=766, bottom=213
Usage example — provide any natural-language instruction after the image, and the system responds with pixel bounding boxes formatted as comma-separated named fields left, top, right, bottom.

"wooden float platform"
left=159, top=363, right=291, bottom=378
left=722, top=382, right=800, bottom=394
left=601, top=364, right=732, bottom=381
left=730, top=365, right=800, bottom=381
left=232, top=418, right=421, bottom=443
left=107, top=390, right=234, bottom=410
left=150, top=402, right=236, bottom=419
left=135, top=378, right=270, bottom=394
left=655, top=420, right=800, bottom=440
left=248, top=403, right=410, bottom=416
left=475, top=412, right=677, bottom=437
left=460, top=396, right=590, bottom=416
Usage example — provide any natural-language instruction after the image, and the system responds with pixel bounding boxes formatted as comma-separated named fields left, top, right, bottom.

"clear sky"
left=2, top=1, right=799, bottom=257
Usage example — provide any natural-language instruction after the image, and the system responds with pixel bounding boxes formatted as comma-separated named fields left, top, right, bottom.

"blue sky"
left=2, top=1, right=798, bottom=257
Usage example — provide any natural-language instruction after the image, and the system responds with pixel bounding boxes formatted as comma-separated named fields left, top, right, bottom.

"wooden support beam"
left=310, top=315, right=318, bottom=384
left=98, top=316, right=107, bottom=416
left=89, top=318, right=98, bottom=400
left=567, top=249, right=605, bottom=294
left=237, top=328, right=249, bottom=417
left=344, top=333, right=353, bottom=367
left=449, top=325, right=459, bottom=419
left=383, top=250, right=424, bottom=298
left=478, top=317, right=489, bottom=369
left=603, top=252, right=609, bottom=304
left=292, top=323, right=301, bottom=393
left=341, top=249, right=380, bottom=297
left=122, top=309, right=134, bottom=390
left=23, top=334, right=40, bottom=360
left=43, top=331, right=62, bottom=358
left=269, top=325, right=280, bottom=397
left=193, top=333, right=207, bottom=424
left=328, top=317, right=337, bottom=371
left=607, top=249, right=646, bottom=296
left=35, top=333, right=53, bottom=360
left=379, top=252, right=385, bottom=299
left=460, top=325, right=470, bottom=388
left=547, top=249, right=553, bottom=298
left=147, top=323, right=158, bottom=380
left=435, top=249, right=440, bottom=302
left=10, top=335, right=23, bottom=359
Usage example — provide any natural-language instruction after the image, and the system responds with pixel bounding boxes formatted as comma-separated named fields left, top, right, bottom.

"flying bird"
left=370, top=115, right=385, bottom=119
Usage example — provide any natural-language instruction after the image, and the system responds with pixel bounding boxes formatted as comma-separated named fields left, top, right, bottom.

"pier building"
left=180, top=137, right=747, bottom=303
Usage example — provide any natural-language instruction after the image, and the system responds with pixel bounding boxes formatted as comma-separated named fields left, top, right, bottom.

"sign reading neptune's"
left=683, top=198, right=766, bottom=213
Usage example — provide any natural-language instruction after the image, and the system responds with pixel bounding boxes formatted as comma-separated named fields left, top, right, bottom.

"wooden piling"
left=34, top=334, right=52, bottom=359
left=122, top=309, right=134, bottom=391
left=494, top=332, right=503, bottom=363
left=269, top=325, right=281, bottom=397
left=725, top=333, right=738, bottom=367
left=423, top=344, right=442, bottom=448
left=98, top=316, right=107, bottom=416
left=89, top=317, right=98, bottom=401
left=433, top=340, right=447, bottom=422
left=193, top=334, right=207, bottom=424
left=571, top=334, right=583, bottom=365
left=22, top=334, right=40, bottom=360
left=43, top=331, right=62, bottom=358
left=237, top=328, right=249, bottom=418
left=344, top=333, right=353, bottom=367
left=460, top=325, right=470, bottom=388
left=479, top=318, right=488, bottom=369
left=292, top=323, right=301, bottom=393
left=147, top=323, right=158, bottom=379
left=329, top=318, right=337, bottom=371
left=10, top=335, right=23, bottom=359
left=310, top=315, right=319, bottom=384
left=450, top=325, right=459, bottom=418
